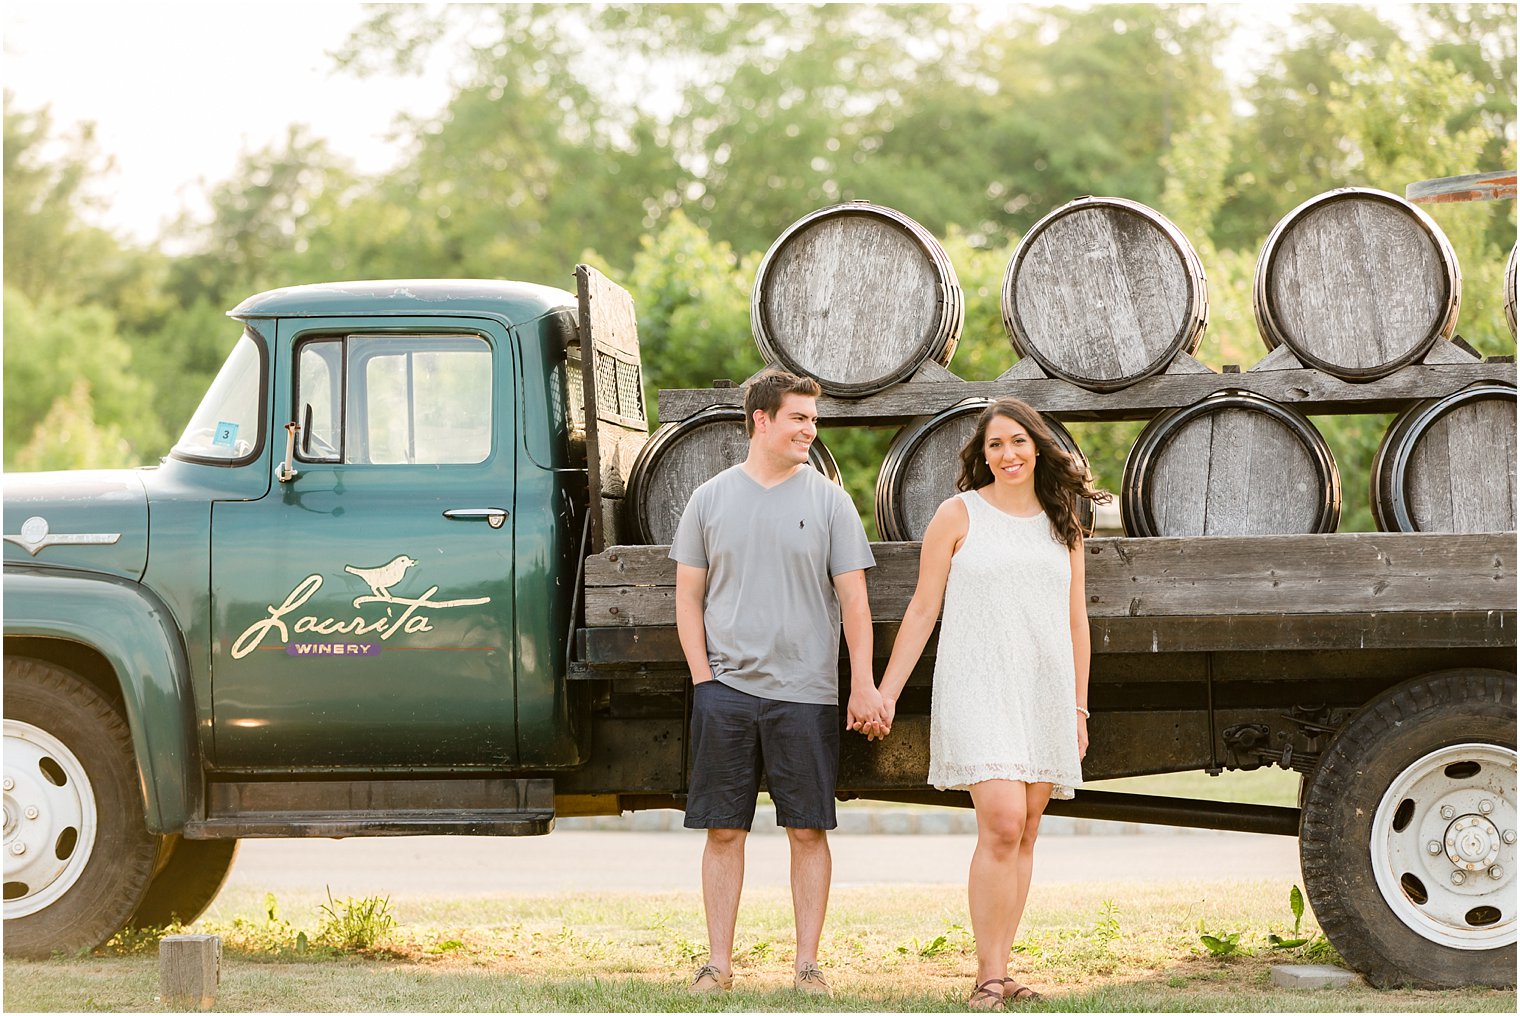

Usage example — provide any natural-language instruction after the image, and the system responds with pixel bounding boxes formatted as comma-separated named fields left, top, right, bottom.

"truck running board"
left=183, top=778, right=555, bottom=839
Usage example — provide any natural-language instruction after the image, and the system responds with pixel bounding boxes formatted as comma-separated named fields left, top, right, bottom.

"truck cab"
left=4, top=272, right=631, bottom=956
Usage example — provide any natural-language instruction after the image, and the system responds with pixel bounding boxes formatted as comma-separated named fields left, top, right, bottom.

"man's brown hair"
left=742, top=368, right=822, bottom=436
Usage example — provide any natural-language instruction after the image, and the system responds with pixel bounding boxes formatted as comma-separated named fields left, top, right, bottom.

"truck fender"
left=3, top=568, right=198, bottom=833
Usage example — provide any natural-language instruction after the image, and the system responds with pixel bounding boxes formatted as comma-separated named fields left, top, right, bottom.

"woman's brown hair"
left=956, top=397, right=1112, bottom=549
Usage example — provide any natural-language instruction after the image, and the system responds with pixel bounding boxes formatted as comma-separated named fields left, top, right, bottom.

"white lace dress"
left=927, top=490, right=1083, bottom=798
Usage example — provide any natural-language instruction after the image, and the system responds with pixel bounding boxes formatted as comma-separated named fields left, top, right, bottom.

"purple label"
left=285, top=642, right=382, bottom=657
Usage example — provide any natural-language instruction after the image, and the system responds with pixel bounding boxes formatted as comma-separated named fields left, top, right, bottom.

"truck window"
left=171, top=331, right=265, bottom=463
left=294, top=333, right=493, bottom=465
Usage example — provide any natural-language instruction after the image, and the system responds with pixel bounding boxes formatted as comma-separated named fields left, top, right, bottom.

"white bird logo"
left=343, top=555, right=418, bottom=600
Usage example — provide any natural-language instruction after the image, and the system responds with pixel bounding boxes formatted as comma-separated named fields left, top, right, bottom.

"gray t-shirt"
left=669, top=464, right=875, bottom=706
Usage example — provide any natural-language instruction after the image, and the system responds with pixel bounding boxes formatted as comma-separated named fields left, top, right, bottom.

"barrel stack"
left=627, top=187, right=1516, bottom=546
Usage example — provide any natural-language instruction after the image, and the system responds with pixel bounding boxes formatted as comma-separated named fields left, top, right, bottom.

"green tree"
left=3, top=288, right=165, bottom=467
left=3, top=94, right=118, bottom=303
left=13, top=378, right=139, bottom=472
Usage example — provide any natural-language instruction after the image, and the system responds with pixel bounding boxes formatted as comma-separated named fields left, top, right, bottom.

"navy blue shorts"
left=684, top=679, right=839, bottom=831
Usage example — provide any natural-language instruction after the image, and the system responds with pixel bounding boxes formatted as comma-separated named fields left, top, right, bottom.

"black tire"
left=2, top=658, right=161, bottom=957
left=1299, top=668, right=1517, bottom=988
left=129, top=836, right=240, bottom=928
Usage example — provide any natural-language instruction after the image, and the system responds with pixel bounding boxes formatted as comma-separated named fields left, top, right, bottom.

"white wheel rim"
left=3, top=719, right=99, bottom=920
left=1370, top=742, right=1517, bottom=950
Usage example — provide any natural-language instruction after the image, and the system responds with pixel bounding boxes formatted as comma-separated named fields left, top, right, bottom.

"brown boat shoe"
left=687, top=963, right=734, bottom=994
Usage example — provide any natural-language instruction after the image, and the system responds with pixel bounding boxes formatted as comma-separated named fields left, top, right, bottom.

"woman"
left=876, top=398, right=1109, bottom=1009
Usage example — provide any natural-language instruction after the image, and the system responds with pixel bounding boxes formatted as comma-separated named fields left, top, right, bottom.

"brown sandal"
left=968, top=979, right=1008, bottom=1011
left=1002, top=981, right=1044, bottom=1004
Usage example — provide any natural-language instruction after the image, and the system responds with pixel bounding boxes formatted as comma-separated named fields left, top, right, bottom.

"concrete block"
left=834, top=810, right=874, bottom=834
left=630, top=810, right=674, bottom=831
left=1270, top=964, right=1359, bottom=989
left=877, top=810, right=915, bottom=835
left=917, top=811, right=952, bottom=834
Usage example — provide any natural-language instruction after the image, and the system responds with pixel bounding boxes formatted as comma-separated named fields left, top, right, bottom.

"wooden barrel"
left=1001, top=196, right=1208, bottom=392
left=1505, top=243, right=1516, bottom=338
left=1122, top=390, right=1340, bottom=537
left=1371, top=383, right=1516, bottom=533
left=624, top=406, right=841, bottom=545
left=751, top=202, right=963, bottom=397
left=875, top=399, right=1092, bottom=541
left=1254, top=188, right=1461, bottom=380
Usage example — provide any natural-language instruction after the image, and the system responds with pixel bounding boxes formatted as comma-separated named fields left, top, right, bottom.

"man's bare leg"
left=702, top=827, right=747, bottom=973
left=786, top=827, right=831, bottom=970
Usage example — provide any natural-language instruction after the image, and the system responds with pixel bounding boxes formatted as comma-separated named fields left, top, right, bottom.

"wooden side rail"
left=584, top=531, right=1517, bottom=628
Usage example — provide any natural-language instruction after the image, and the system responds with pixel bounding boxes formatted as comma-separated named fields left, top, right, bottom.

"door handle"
left=443, top=508, right=510, bottom=529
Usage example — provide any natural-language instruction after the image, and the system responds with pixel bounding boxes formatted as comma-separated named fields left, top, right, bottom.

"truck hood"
left=3, top=469, right=150, bottom=581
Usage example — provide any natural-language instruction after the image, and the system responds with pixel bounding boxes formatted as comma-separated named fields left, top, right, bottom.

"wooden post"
left=159, top=934, right=220, bottom=1011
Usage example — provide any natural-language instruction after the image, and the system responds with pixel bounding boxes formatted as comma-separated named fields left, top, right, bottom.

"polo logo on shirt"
left=799, top=519, right=806, bottom=529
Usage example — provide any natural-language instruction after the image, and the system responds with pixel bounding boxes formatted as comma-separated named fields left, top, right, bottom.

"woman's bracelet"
left=1075, top=705, right=1091, bottom=719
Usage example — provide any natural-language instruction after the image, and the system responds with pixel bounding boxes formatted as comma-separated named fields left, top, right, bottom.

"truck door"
left=210, top=317, right=518, bottom=768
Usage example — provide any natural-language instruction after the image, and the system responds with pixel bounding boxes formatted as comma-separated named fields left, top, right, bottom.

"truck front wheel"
left=130, top=836, right=240, bottom=929
left=1299, top=668, right=1516, bottom=987
left=2, top=658, right=160, bottom=957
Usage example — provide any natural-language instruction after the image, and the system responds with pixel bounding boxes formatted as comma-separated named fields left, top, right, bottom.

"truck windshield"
left=170, top=331, right=264, bottom=463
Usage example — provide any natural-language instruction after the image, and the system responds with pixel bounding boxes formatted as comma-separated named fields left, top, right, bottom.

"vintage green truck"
left=3, top=267, right=1514, bottom=989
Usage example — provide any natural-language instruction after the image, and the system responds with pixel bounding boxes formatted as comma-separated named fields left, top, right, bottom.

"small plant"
left=746, top=939, right=773, bottom=961
left=316, top=888, right=396, bottom=951
left=1197, top=919, right=1241, bottom=957
left=898, top=922, right=970, bottom=958
left=670, top=936, right=705, bottom=962
left=215, top=892, right=306, bottom=955
left=1092, top=899, right=1121, bottom=945
left=101, top=919, right=186, bottom=956
left=1268, top=885, right=1311, bottom=949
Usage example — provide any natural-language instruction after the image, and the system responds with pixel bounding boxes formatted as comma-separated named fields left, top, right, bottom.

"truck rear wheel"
left=2, top=658, right=160, bottom=957
left=130, top=836, right=240, bottom=929
left=1299, top=668, right=1516, bottom=987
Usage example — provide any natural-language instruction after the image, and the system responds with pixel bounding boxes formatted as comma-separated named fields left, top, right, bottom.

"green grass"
left=826, top=767, right=1303, bottom=811
left=1085, top=768, right=1301, bottom=808
left=5, top=880, right=1512, bottom=1011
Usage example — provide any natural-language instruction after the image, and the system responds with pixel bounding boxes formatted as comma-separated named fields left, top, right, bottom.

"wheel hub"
left=1371, top=742, right=1516, bottom=950
left=2, top=720, right=98, bottom=920
left=1446, top=813, right=1502, bottom=871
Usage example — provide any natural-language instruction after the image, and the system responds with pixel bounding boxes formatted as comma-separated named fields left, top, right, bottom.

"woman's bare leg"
left=967, top=780, right=1028, bottom=988
left=1008, top=783, right=1054, bottom=947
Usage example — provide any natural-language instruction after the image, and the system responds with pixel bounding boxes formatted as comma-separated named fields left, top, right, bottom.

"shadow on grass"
left=3, top=956, right=1515, bottom=1013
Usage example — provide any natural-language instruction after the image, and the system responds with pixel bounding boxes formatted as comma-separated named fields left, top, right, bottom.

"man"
left=670, top=368, right=885, bottom=996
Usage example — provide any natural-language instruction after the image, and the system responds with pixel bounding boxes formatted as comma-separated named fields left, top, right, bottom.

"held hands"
left=847, top=684, right=894, bottom=741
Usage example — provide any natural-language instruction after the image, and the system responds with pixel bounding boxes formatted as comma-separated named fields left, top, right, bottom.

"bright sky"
left=3, top=1, right=454, bottom=243
left=3, top=2, right=1369, bottom=247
